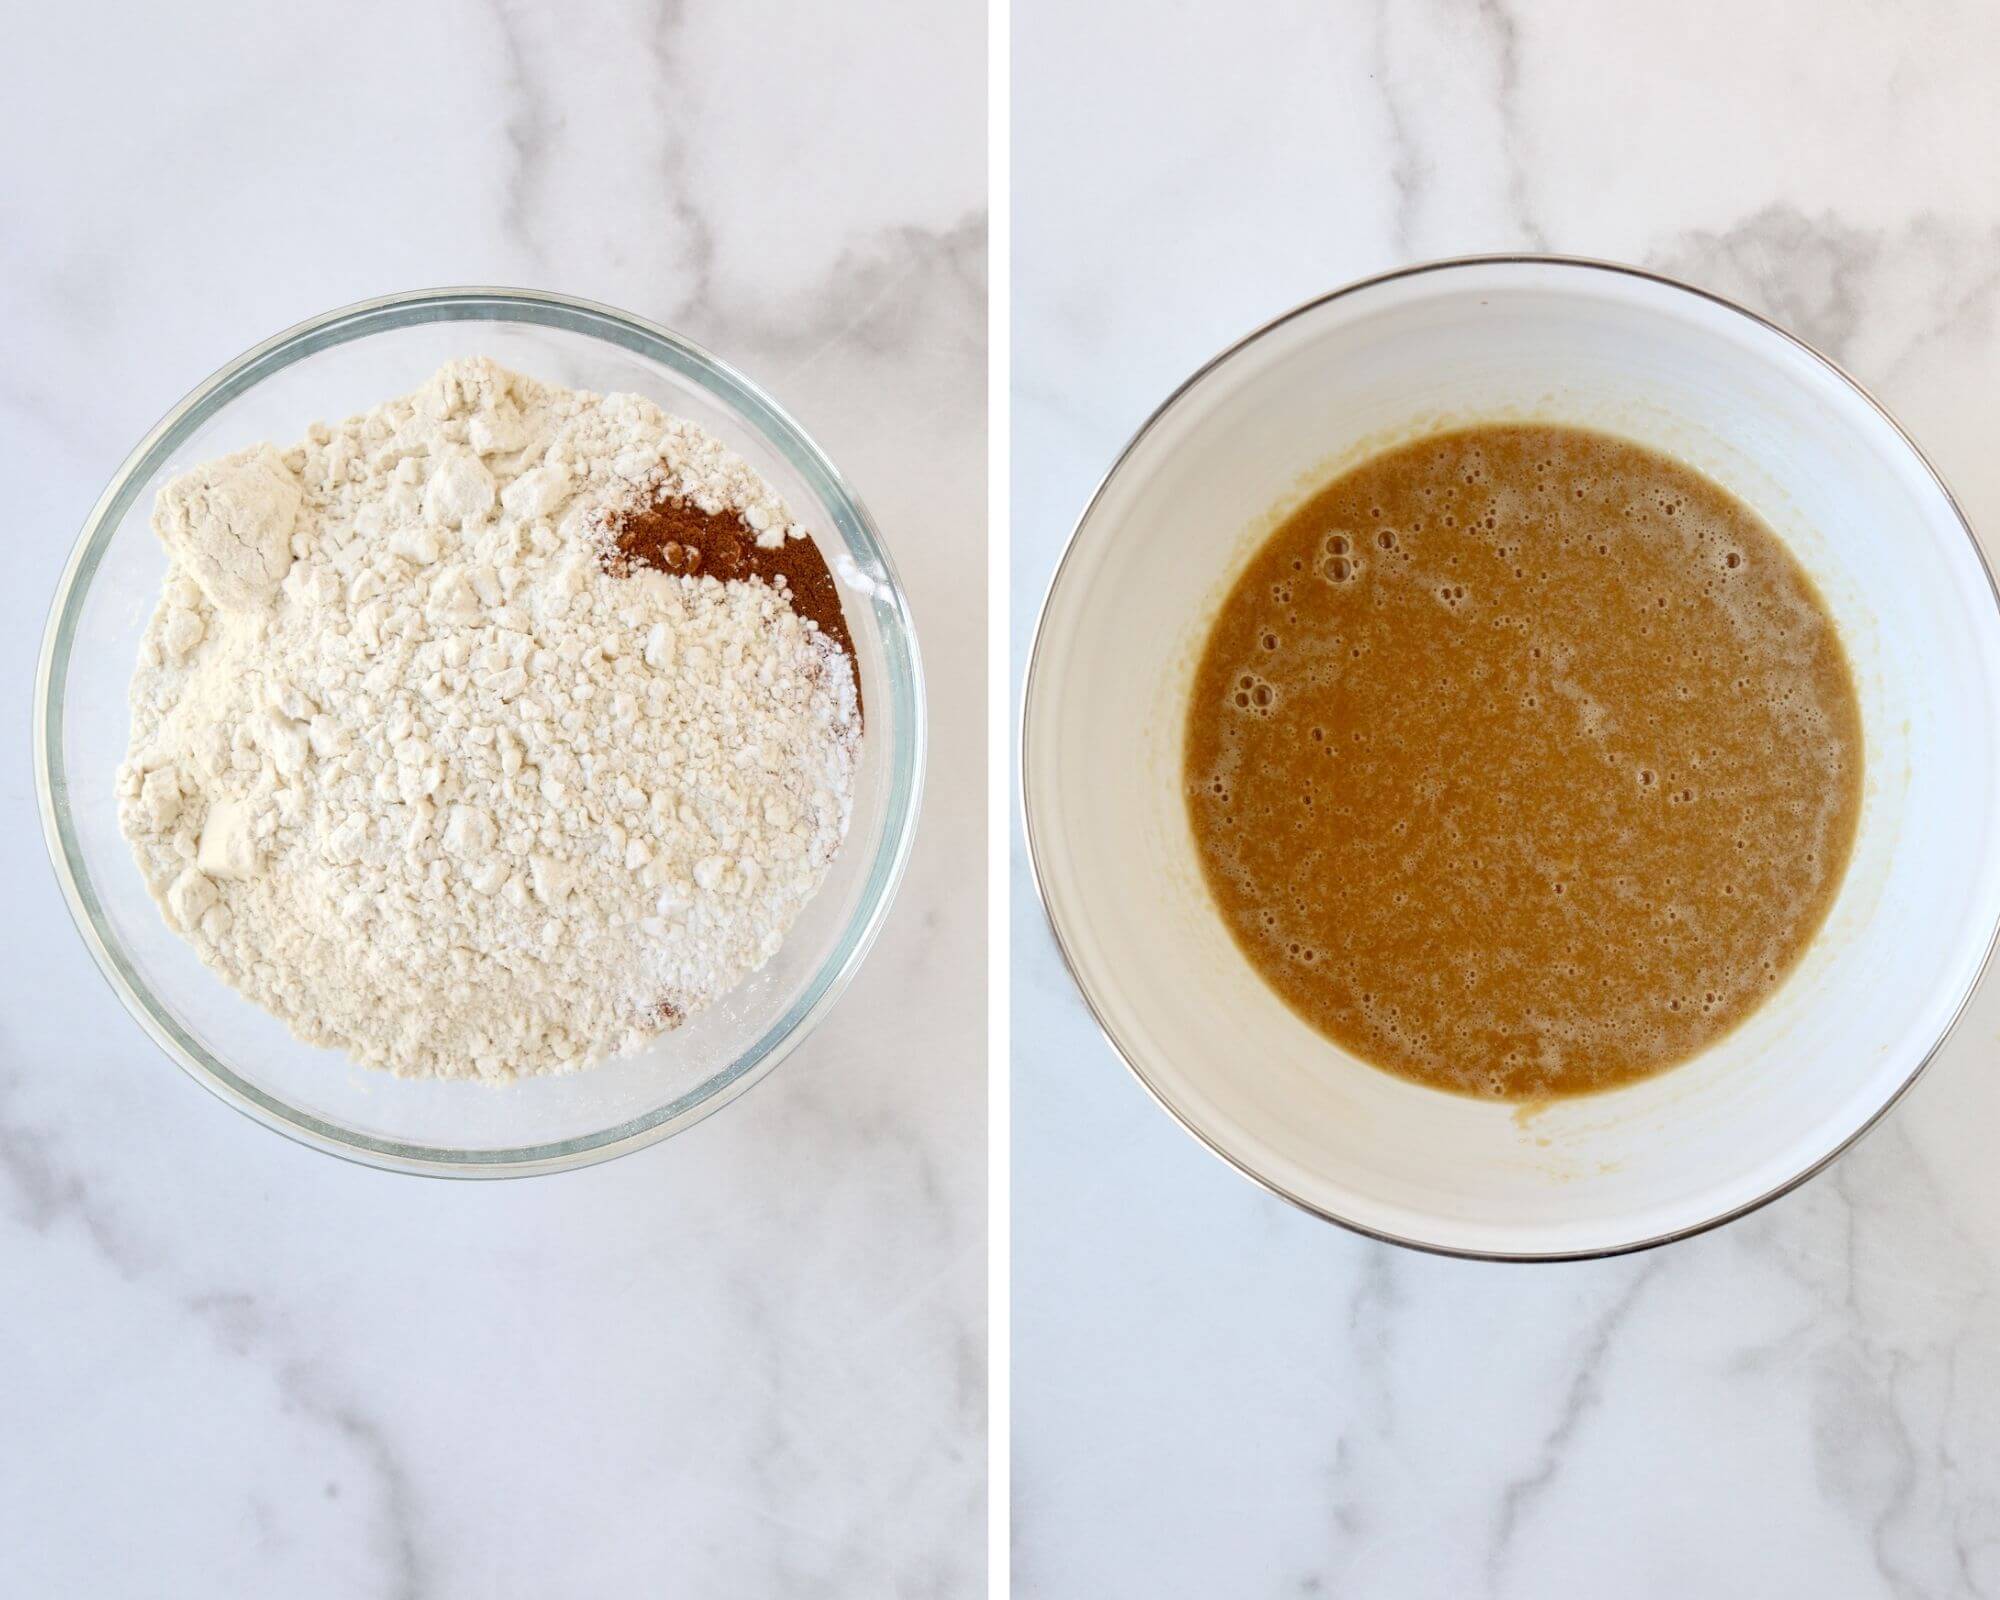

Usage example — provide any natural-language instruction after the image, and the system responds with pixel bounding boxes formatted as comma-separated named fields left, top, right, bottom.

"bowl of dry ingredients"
left=37, top=288, right=923, bottom=1175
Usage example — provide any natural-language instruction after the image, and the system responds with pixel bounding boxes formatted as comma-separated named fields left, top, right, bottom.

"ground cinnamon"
left=604, top=491, right=860, bottom=716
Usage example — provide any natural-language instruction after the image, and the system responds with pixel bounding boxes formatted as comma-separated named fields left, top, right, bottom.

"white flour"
left=117, top=359, right=861, bottom=1079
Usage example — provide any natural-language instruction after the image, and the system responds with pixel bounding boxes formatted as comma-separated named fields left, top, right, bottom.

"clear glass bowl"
left=36, top=288, right=925, bottom=1176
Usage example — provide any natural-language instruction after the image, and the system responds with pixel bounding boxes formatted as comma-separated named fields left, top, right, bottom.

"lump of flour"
left=117, top=359, right=863, bottom=1080
left=154, top=443, right=301, bottom=611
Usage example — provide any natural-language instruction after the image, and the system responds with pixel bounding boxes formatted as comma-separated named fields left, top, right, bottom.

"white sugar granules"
left=117, top=358, right=861, bottom=1079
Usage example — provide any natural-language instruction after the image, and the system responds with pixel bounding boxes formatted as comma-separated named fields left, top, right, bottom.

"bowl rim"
left=36, top=285, right=926, bottom=1179
left=1018, top=252, right=2000, bottom=1261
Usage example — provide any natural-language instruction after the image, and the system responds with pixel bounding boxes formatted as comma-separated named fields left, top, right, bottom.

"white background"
left=2, top=3, right=985, bottom=1594
left=1013, top=2, right=2000, bottom=1595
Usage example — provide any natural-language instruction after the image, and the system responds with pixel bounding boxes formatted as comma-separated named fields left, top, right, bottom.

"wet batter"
left=1184, top=424, right=1863, bottom=1099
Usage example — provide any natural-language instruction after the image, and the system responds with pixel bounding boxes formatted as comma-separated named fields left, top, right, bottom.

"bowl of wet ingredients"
left=1022, top=257, right=2000, bottom=1257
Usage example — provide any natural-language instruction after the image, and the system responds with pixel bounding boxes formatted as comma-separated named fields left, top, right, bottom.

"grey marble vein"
left=0, top=1041, right=146, bottom=1277
left=321, top=1402, right=427, bottom=1600
left=646, top=0, right=722, bottom=330
left=1650, top=204, right=1882, bottom=364
left=1323, top=1248, right=1401, bottom=1543
left=1478, top=0, right=1548, bottom=253
left=3, top=1048, right=433, bottom=1598
left=1805, top=1141, right=1995, bottom=1599
left=688, top=214, right=987, bottom=383
left=1366, top=0, right=1550, bottom=257
left=490, top=0, right=559, bottom=273
left=188, top=1290, right=429, bottom=1600
left=1485, top=1256, right=1665, bottom=1591
left=1368, top=0, right=1426, bottom=258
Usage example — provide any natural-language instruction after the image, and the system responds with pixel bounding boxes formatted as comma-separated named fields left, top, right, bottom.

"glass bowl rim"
left=35, top=285, right=927, bottom=1179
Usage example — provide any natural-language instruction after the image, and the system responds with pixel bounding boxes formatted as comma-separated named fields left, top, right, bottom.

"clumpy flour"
left=117, top=359, right=861, bottom=1079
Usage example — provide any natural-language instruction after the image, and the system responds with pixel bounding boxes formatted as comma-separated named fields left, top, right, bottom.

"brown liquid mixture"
left=1184, top=424, right=1863, bottom=1099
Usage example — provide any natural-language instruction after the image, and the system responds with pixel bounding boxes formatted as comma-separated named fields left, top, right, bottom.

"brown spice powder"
left=604, top=491, right=861, bottom=717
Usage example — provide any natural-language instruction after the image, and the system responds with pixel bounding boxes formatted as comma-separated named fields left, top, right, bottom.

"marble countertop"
left=1013, top=2, right=2000, bottom=1594
left=2, top=3, right=984, bottom=1595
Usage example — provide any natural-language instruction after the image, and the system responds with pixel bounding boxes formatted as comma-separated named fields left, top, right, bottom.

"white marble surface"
left=1014, top=2, right=2000, bottom=1594
left=2, top=3, right=983, bottom=1595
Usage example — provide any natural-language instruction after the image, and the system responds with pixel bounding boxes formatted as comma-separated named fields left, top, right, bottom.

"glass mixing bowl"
left=36, top=288, right=925, bottom=1176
